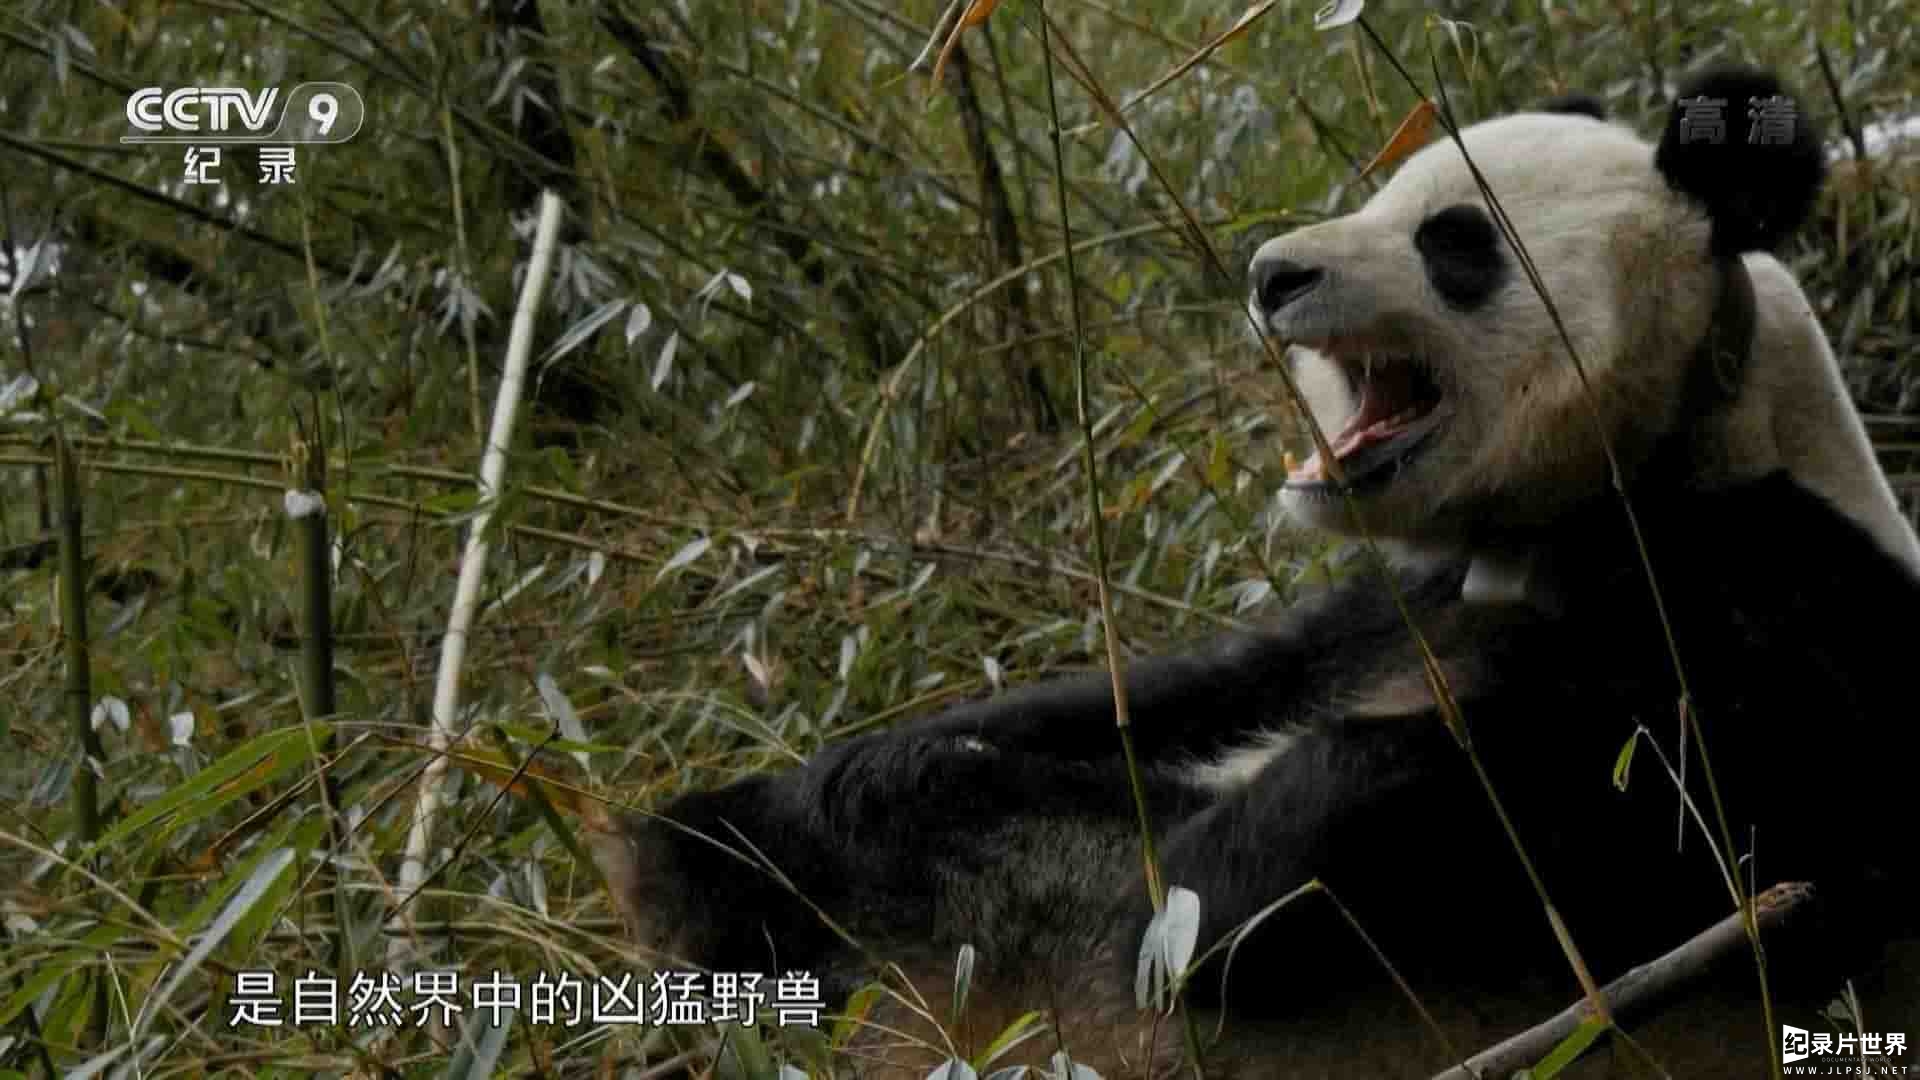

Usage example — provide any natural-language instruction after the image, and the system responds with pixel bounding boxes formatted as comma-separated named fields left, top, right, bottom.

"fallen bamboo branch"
left=1433, top=881, right=1817, bottom=1080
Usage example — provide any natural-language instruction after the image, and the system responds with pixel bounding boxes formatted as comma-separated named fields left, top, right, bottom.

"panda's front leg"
left=1121, top=713, right=1532, bottom=1011
left=583, top=572, right=1447, bottom=1001
left=589, top=716, right=1207, bottom=998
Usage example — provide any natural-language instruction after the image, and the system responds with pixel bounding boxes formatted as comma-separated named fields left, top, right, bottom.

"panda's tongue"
left=1286, top=366, right=1418, bottom=484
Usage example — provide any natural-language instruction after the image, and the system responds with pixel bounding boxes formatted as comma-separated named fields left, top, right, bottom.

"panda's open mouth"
left=1284, top=348, right=1445, bottom=491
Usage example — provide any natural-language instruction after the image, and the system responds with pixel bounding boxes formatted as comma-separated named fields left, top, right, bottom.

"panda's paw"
left=584, top=775, right=852, bottom=981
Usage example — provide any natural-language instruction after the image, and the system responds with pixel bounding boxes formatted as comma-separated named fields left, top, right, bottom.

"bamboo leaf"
left=88, top=725, right=328, bottom=856
left=1359, top=98, right=1438, bottom=180
left=1528, top=1016, right=1612, bottom=1077
left=1313, top=0, right=1365, bottom=30
left=625, top=301, right=653, bottom=344
left=136, top=847, right=296, bottom=1041
left=652, top=331, right=680, bottom=391
left=656, top=536, right=711, bottom=582
left=928, top=0, right=1001, bottom=100
left=541, top=298, right=627, bottom=368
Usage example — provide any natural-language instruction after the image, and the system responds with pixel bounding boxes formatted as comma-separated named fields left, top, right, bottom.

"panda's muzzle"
left=1284, top=345, right=1445, bottom=491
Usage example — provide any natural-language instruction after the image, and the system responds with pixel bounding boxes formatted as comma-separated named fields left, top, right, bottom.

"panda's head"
left=1251, top=67, right=1830, bottom=547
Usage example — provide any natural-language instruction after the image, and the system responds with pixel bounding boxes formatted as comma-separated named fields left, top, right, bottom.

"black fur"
left=1415, top=202, right=1508, bottom=310
left=1654, top=65, right=1826, bottom=255
left=610, top=471, right=1920, bottom=1033
left=1538, top=92, right=1606, bottom=120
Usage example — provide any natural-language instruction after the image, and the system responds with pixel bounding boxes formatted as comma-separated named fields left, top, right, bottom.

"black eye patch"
left=1415, top=202, right=1506, bottom=310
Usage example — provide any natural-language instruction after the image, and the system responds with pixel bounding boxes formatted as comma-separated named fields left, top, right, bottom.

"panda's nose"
left=1251, top=257, right=1323, bottom=316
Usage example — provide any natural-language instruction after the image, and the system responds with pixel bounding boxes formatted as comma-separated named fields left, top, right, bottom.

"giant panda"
left=588, top=67, right=1920, bottom=1077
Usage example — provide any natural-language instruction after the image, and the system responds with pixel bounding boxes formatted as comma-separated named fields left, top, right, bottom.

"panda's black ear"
left=1654, top=66, right=1825, bottom=255
left=1539, top=92, right=1605, bottom=120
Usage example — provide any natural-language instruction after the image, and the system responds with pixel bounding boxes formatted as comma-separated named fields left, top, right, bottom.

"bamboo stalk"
left=53, top=428, right=109, bottom=1047
left=292, top=439, right=337, bottom=735
left=54, top=430, right=101, bottom=840
left=288, top=421, right=348, bottom=977
left=390, top=189, right=567, bottom=964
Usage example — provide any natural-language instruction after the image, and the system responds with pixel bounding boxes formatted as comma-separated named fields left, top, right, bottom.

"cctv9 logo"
left=123, top=82, right=365, bottom=144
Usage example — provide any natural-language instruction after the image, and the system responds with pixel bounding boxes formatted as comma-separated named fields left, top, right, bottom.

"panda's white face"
left=1252, top=111, right=1720, bottom=544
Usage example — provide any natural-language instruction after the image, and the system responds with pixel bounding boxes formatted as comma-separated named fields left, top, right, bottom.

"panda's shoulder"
left=1562, top=473, right=1920, bottom=686
left=1354, top=475, right=1918, bottom=716
left=1676, top=473, right=1920, bottom=608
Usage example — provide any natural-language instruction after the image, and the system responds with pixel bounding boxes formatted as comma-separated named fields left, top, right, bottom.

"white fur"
left=1250, top=110, right=1920, bottom=577
left=1701, top=255, right=1920, bottom=571
left=1187, top=730, right=1299, bottom=793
